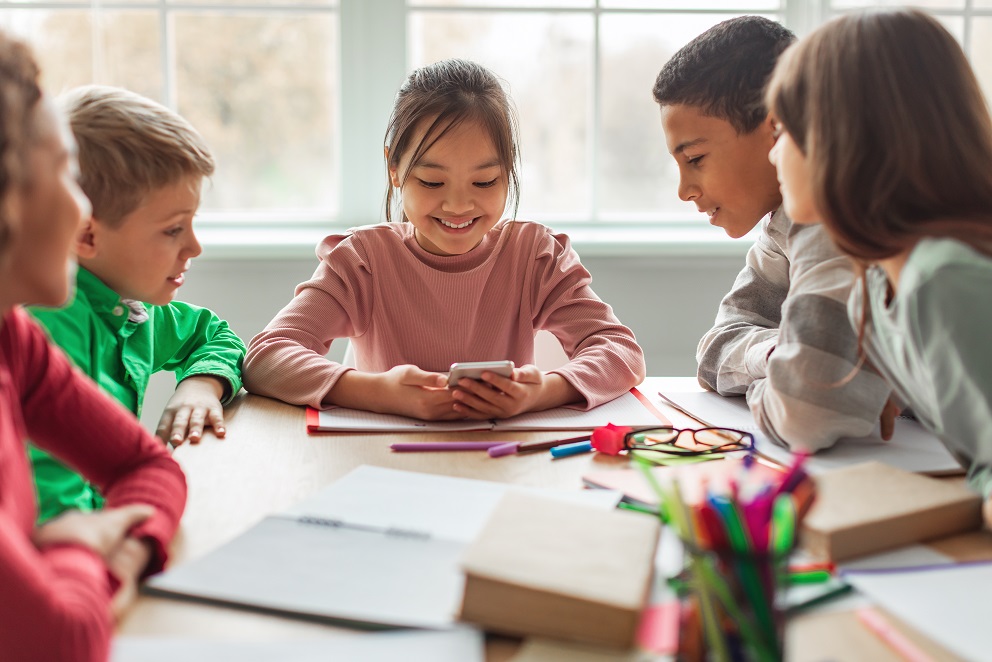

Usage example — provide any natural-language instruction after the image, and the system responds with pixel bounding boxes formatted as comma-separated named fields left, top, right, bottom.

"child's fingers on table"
left=207, top=405, right=226, bottom=437
left=168, top=407, right=192, bottom=447
left=185, top=407, right=208, bottom=444
left=154, top=411, right=176, bottom=444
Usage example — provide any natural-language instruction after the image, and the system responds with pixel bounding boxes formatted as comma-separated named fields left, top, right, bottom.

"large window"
left=1, top=0, right=990, bottom=252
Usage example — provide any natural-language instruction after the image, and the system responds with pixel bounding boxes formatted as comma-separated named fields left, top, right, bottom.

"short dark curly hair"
left=0, top=31, right=42, bottom=255
left=653, top=16, right=795, bottom=134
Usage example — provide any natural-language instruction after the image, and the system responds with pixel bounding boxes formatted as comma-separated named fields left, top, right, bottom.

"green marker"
left=769, top=494, right=796, bottom=555
left=786, top=569, right=833, bottom=585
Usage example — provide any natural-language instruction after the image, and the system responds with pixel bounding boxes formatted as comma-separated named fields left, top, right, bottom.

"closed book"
left=458, top=492, right=660, bottom=648
left=801, top=461, right=982, bottom=562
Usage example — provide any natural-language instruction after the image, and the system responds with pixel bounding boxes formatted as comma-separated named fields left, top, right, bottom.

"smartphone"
left=447, top=360, right=515, bottom=388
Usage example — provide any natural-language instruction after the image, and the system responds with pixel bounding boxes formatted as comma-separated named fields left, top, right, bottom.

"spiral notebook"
left=145, top=466, right=621, bottom=629
left=305, top=388, right=667, bottom=433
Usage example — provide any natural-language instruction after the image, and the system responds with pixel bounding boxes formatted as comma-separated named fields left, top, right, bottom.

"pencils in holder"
left=636, top=453, right=816, bottom=662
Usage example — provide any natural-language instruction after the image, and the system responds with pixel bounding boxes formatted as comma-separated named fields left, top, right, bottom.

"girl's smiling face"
left=390, top=118, right=508, bottom=256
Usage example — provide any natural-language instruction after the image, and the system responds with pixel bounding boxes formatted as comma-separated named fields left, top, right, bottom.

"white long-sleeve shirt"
left=697, top=209, right=890, bottom=452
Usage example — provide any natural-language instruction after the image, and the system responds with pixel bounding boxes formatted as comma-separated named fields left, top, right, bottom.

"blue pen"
left=550, top=440, right=593, bottom=458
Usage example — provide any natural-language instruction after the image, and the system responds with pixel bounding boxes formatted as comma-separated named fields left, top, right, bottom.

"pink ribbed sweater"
left=244, top=220, right=645, bottom=410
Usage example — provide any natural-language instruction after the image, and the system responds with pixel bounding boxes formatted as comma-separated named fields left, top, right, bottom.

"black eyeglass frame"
left=622, top=426, right=755, bottom=456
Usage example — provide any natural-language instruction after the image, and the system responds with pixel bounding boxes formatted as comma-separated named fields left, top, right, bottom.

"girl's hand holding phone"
left=331, top=364, right=466, bottom=421
left=450, top=364, right=582, bottom=419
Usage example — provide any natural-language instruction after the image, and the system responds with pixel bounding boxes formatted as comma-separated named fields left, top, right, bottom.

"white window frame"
left=4, top=0, right=988, bottom=257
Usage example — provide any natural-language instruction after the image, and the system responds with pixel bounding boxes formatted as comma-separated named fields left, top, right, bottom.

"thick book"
left=459, top=492, right=660, bottom=648
left=144, top=466, right=621, bottom=629
left=802, top=461, right=982, bottom=562
left=306, top=388, right=666, bottom=433
left=658, top=389, right=964, bottom=475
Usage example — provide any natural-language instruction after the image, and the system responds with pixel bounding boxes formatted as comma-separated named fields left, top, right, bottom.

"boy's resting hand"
left=450, top=365, right=582, bottom=419
left=157, top=375, right=227, bottom=446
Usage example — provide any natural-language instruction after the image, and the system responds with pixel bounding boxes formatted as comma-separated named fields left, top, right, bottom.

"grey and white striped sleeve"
left=696, top=220, right=789, bottom=395
left=746, top=223, right=890, bottom=452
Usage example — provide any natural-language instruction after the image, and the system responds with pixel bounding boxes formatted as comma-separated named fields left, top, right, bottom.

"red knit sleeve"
left=15, top=308, right=187, bottom=573
left=0, top=511, right=114, bottom=662
left=0, top=308, right=183, bottom=662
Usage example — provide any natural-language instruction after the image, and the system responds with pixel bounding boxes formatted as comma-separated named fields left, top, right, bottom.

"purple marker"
left=488, top=442, right=521, bottom=458
left=390, top=441, right=509, bottom=452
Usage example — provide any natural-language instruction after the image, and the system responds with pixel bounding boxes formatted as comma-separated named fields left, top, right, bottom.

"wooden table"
left=117, top=377, right=992, bottom=660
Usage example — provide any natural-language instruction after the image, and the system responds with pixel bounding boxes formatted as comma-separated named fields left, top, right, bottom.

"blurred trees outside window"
left=1, top=0, right=988, bottom=235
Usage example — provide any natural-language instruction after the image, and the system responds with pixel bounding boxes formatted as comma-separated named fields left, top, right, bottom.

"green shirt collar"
left=75, top=266, right=136, bottom=332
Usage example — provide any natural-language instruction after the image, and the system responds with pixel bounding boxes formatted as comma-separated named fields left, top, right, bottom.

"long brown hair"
left=0, top=32, right=42, bottom=258
left=384, top=58, right=520, bottom=223
left=767, top=9, right=992, bottom=264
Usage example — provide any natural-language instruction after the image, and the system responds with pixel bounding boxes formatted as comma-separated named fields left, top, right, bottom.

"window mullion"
left=339, top=0, right=407, bottom=226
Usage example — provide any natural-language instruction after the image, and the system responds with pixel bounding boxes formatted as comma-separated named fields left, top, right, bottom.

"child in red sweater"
left=0, top=33, right=186, bottom=662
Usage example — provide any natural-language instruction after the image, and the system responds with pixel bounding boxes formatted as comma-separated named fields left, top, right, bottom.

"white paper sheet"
left=844, top=561, right=992, bottom=661
left=315, top=389, right=662, bottom=432
left=658, top=390, right=963, bottom=475
left=113, top=628, right=484, bottom=662
left=838, top=544, right=955, bottom=573
left=284, top=465, right=621, bottom=543
left=510, top=638, right=660, bottom=662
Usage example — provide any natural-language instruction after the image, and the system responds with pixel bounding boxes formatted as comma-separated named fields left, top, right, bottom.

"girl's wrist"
left=326, top=370, right=388, bottom=411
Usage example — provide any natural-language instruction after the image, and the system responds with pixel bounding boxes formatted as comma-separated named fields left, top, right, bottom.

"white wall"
left=140, top=252, right=744, bottom=429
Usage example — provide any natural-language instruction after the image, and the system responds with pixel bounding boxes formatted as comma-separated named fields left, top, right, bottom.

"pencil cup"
left=676, top=544, right=788, bottom=662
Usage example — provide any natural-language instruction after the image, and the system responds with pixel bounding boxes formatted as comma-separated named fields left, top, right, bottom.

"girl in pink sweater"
left=244, top=59, right=645, bottom=420
left=0, top=33, right=186, bottom=661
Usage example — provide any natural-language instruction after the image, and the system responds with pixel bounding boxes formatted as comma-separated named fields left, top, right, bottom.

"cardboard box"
left=458, top=491, right=660, bottom=648
left=801, top=461, right=982, bottom=562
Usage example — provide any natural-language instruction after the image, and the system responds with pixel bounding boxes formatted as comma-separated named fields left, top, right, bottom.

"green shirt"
left=27, top=266, right=246, bottom=522
left=855, top=238, right=992, bottom=496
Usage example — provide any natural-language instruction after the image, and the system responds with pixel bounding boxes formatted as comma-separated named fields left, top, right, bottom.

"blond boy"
left=28, top=86, right=244, bottom=522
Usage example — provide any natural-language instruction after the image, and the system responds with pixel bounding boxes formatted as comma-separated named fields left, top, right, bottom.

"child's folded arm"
left=530, top=228, right=646, bottom=409
left=746, top=228, right=891, bottom=452
left=0, top=512, right=115, bottom=662
left=243, top=284, right=368, bottom=409
left=15, top=310, right=186, bottom=583
left=152, top=302, right=246, bottom=403
left=697, top=230, right=788, bottom=395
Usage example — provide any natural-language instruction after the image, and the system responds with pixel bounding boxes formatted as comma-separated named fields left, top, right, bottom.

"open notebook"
left=658, top=389, right=963, bottom=475
left=306, top=388, right=667, bottom=433
left=145, top=466, right=621, bottom=629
